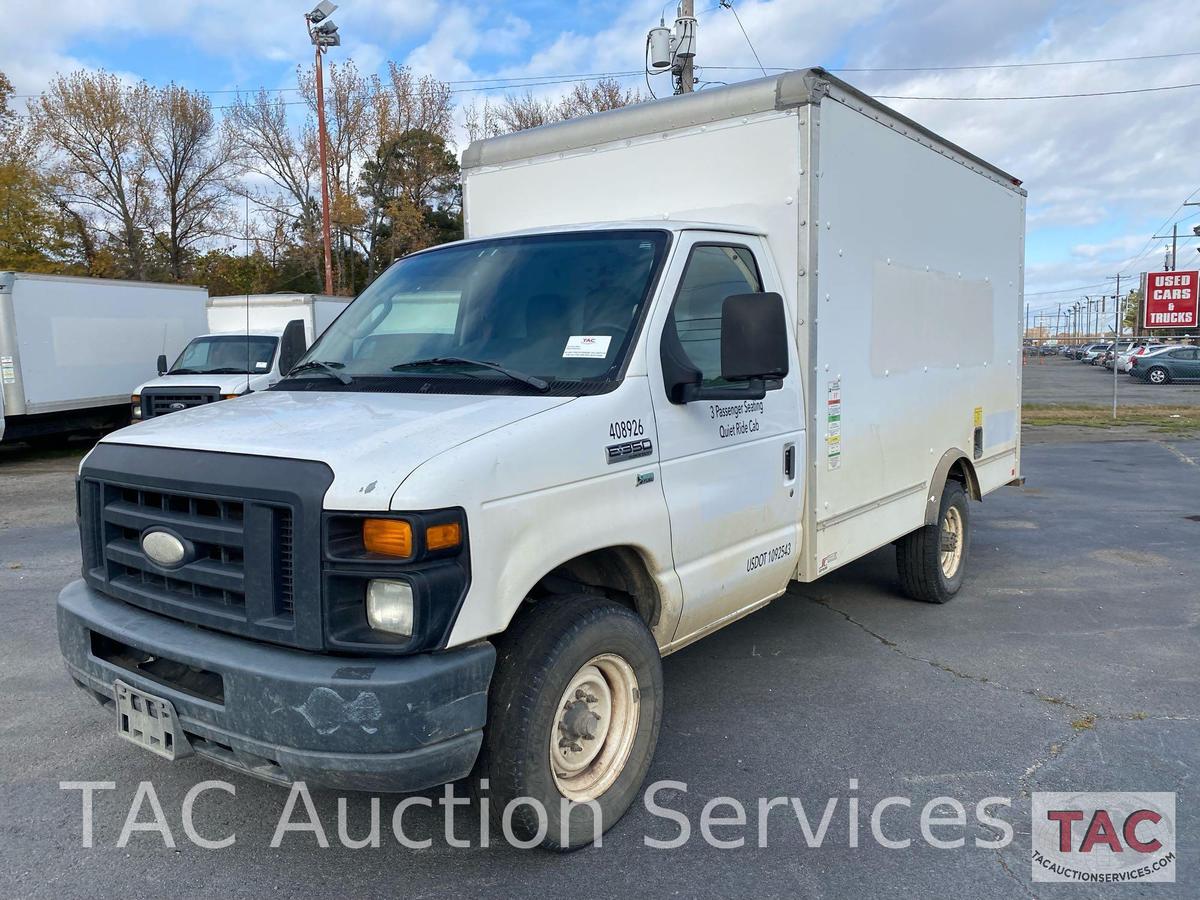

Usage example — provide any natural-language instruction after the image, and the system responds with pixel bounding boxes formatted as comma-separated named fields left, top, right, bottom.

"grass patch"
left=1023, top=404, right=1200, bottom=433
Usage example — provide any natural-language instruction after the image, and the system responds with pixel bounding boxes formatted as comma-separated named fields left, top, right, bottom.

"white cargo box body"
left=0, top=272, right=206, bottom=423
left=463, top=69, right=1024, bottom=581
left=205, top=294, right=348, bottom=343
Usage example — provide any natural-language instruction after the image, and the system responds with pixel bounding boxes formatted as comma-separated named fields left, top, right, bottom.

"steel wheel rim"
left=940, top=506, right=964, bottom=579
left=549, top=653, right=639, bottom=802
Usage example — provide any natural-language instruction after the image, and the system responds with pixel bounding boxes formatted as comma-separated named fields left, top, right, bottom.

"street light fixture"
left=308, top=1, right=337, bottom=24
left=305, top=2, right=340, bottom=295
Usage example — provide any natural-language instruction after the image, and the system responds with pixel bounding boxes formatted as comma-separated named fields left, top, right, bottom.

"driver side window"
left=668, top=245, right=762, bottom=385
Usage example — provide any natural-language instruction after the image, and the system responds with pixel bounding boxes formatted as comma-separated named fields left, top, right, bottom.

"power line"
left=705, top=48, right=1200, bottom=75
left=20, top=45, right=1200, bottom=102
left=718, top=1, right=766, bottom=77
left=875, top=81, right=1200, bottom=102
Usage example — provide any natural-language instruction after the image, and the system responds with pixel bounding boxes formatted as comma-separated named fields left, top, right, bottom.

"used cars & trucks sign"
left=1142, top=270, right=1199, bottom=329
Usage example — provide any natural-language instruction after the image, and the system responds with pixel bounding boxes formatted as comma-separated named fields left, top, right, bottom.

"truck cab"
left=131, top=293, right=348, bottom=420
left=57, top=69, right=1023, bottom=850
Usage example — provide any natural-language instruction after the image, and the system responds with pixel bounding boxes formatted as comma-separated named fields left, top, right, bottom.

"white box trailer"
left=463, top=67, right=1025, bottom=583
left=55, top=70, right=1024, bottom=848
left=205, top=293, right=347, bottom=345
left=0, top=272, right=206, bottom=444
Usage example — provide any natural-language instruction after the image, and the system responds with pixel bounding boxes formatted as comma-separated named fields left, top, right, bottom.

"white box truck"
left=56, top=69, right=1024, bottom=848
left=0, top=272, right=206, bottom=444
left=131, top=293, right=348, bottom=419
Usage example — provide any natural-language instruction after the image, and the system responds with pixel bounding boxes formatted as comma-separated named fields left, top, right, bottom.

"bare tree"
left=556, top=78, right=644, bottom=117
left=226, top=89, right=318, bottom=223
left=132, top=83, right=239, bottom=281
left=31, top=71, right=157, bottom=279
left=463, top=78, right=644, bottom=142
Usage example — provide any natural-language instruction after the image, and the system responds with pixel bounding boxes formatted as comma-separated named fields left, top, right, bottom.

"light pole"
left=306, top=1, right=340, bottom=296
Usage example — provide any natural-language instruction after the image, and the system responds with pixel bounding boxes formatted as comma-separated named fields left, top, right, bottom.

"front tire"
left=478, top=594, right=663, bottom=850
left=896, top=479, right=970, bottom=604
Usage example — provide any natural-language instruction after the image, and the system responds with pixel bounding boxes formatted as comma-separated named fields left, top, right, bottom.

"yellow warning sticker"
left=973, top=406, right=984, bottom=429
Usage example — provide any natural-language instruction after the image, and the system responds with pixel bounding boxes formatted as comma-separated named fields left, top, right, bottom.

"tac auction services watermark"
left=1032, top=792, right=1176, bottom=884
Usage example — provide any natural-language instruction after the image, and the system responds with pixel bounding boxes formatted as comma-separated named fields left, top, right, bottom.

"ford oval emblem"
left=169, top=402, right=186, bottom=411
left=142, top=529, right=187, bottom=568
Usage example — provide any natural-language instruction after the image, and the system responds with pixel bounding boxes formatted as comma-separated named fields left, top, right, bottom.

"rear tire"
left=896, top=479, right=970, bottom=604
left=1147, top=366, right=1170, bottom=385
left=477, top=594, right=663, bottom=850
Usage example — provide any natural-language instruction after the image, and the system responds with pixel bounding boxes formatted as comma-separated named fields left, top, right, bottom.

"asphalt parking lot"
left=1022, top=354, right=1200, bottom=406
left=1, top=424, right=1197, bottom=897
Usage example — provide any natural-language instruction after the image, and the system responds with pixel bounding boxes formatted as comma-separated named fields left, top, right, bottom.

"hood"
left=104, top=388, right=573, bottom=510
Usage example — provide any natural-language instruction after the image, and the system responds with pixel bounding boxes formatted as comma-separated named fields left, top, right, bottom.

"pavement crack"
left=812, top=597, right=1186, bottom=724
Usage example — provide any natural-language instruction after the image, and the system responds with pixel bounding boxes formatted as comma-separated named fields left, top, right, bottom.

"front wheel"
left=477, top=594, right=663, bottom=850
left=896, top=479, right=970, bottom=603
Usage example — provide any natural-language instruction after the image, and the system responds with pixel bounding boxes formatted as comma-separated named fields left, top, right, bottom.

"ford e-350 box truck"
left=56, top=69, right=1024, bottom=848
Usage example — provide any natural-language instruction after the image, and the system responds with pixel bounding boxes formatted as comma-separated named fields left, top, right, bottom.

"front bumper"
left=57, top=580, right=495, bottom=792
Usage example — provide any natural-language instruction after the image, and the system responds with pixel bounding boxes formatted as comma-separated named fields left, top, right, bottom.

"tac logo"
left=1031, top=792, right=1175, bottom=883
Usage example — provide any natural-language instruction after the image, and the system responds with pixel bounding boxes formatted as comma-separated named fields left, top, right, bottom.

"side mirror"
left=665, top=292, right=790, bottom=403
left=277, top=319, right=308, bottom=375
left=156, top=354, right=168, bottom=376
left=720, top=292, right=789, bottom=382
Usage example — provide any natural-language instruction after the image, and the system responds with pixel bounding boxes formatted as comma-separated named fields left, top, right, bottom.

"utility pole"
left=1171, top=223, right=1178, bottom=272
left=1112, top=274, right=1121, bottom=419
left=306, top=1, right=341, bottom=296
left=677, top=1, right=696, bottom=93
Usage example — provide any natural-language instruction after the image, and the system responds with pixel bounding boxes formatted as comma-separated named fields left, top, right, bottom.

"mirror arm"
left=679, top=378, right=766, bottom=403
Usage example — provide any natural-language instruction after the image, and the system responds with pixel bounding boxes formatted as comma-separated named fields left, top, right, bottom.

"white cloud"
left=6, top=0, right=1200, bottom=300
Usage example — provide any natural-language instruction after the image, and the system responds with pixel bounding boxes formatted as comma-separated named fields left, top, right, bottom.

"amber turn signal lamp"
left=363, top=519, right=413, bottom=557
left=425, top=522, right=462, bottom=552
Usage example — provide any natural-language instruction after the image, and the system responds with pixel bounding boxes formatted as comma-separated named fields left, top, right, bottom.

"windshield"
left=280, top=230, right=670, bottom=394
left=171, top=335, right=279, bottom=374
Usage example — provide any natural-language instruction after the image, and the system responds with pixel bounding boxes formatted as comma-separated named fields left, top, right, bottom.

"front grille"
left=141, top=389, right=220, bottom=419
left=106, top=486, right=252, bottom=614
left=78, top=444, right=334, bottom=651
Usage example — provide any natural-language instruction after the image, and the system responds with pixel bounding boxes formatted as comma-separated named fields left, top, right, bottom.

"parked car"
left=1102, top=342, right=1135, bottom=370
left=1080, top=343, right=1110, bottom=363
left=1129, top=346, right=1200, bottom=384
left=1118, top=343, right=1167, bottom=373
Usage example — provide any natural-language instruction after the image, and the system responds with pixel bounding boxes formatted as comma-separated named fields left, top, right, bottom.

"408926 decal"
left=609, top=418, right=644, bottom=440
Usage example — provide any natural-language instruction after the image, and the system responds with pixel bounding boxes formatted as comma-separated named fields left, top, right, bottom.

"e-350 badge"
left=606, top=438, right=653, bottom=464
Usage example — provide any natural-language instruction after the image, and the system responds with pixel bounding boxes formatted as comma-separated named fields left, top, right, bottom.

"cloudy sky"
left=3, top=0, right=1198, bottom=316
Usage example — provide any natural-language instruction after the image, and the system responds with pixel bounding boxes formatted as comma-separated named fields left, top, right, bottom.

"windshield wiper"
left=286, top=360, right=353, bottom=385
left=202, top=367, right=253, bottom=374
left=168, top=368, right=200, bottom=375
left=390, top=357, right=549, bottom=392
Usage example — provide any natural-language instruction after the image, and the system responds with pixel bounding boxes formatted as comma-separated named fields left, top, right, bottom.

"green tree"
left=0, top=71, right=75, bottom=271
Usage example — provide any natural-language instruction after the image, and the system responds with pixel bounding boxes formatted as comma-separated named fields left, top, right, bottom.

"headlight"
left=323, top=508, right=469, bottom=653
left=366, top=579, right=414, bottom=636
left=130, top=395, right=142, bottom=420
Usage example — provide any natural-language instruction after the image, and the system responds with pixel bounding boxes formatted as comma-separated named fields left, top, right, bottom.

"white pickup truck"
left=57, top=69, right=1024, bottom=848
left=131, top=293, right=347, bottom=420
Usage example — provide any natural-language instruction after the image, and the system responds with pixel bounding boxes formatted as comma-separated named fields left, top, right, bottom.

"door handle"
left=783, top=443, right=796, bottom=480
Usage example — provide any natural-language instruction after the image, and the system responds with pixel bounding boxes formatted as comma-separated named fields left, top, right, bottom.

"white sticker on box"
left=562, top=335, right=612, bottom=359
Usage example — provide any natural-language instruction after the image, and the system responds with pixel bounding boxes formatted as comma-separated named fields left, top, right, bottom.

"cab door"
left=646, top=232, right=804, bottom=643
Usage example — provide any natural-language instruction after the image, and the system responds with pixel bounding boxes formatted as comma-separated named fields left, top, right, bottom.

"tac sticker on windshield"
left=255, top=361, right=269, bottom=370
left=563, top=335, right=612, bottom=359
